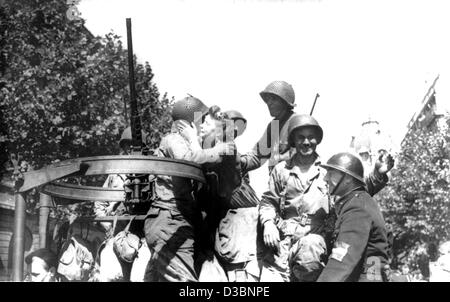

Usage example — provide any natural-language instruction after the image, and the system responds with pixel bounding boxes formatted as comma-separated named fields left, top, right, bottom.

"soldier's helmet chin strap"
left=330, top=172, right=346, bottom=196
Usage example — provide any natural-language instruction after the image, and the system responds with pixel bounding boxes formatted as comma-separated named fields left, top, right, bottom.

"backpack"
left=112, top=216, right=142, bottom=263
left=57, top=234, right=94, bottom=281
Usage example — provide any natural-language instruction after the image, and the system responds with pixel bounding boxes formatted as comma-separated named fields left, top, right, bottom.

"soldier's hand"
left=375, top=153, right=395, bottom=175
left=263, top=221, right=280, bottom=252
left=176, top=120, right=198, bottom=143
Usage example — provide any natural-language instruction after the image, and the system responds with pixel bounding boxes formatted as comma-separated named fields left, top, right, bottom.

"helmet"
left=119, top=127, right=149, bottom=149
left=260, top=81, right=296, bottom=108
left=224, top=110, right=247, bottom=137
left=171, top=96, right=209, bottom=124
left=321, top=152, right=365, bottom=184
left=224, top=110, right=246, bottom=123
left=288, top=114, right=323, bottom=147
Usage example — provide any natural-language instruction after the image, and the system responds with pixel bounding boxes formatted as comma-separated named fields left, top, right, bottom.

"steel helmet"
left=224, top=109, right=247, bottom=137
left=260, top=81, right=296, bottom=108
left=171, top=96, right=209, bottom=124
left=320, top=152, right=365, bottom=184
left=288, top=114, right=323, bottom=147
left=119, top=127, right=149, bottom=149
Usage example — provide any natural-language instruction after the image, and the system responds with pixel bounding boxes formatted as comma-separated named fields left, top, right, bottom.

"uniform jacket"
left=259, top=153, right=329, bottom=237
left=317, top=189, right=390, bottom=282
left=240, top=110, right=295, bottom=173
left=152, top=124, right=225, bottom=214
left=259, top=154, right=389, bottom=237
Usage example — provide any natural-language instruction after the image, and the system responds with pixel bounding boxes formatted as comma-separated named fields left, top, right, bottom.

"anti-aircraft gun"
left=10, top=19, right=205, bottom=281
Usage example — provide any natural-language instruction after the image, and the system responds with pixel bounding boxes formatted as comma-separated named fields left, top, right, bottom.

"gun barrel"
left=126, top=18, right=142, bottom=154
left=310, top=93, right=320, bottom=116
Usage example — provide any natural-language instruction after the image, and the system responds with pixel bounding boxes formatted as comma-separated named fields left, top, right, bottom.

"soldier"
left=25, top=248, right=66, bottom=282
left=317, top=152, right=390, bottom=282
left=224, top=110, right=247, bottom=139
left=240, top=81, right=297, bottom=174
left=144, top=96, right=234, bottom=282
left=197, top=109, right=261, bottom=281
left=259, top=114, right=393, bottom=282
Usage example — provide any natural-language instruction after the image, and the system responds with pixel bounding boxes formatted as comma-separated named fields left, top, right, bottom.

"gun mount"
left=9, top=19, right=202, bottom=281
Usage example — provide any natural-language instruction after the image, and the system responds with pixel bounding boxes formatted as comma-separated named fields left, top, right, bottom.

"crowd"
left=22, top=80, right=405, bottom=282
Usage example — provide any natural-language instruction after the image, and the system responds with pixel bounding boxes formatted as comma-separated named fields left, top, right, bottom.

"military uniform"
left=258, top=154, right=329, bottom=281
left=144, top=123, right=229, bottom=282
left=259, top=152, right=389, bottom=282
left=196, top=110, right=262, bottom=282
left=240, top=110, right=296, bottom=173
left=241, top=81, right=297, bottom=173
left=317, top=189, right=390, bottom=282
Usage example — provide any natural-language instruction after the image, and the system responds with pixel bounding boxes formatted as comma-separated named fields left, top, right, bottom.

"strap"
left=80, top=223, right=84, bottom=239
left=124, top=215, right=136, bottom=232
left=95, top=240, right=108, bottom=266
left=111, top=215, right=118, bottom=236
left=67, top=221, right=74, bottom=239
left=278, top=171, right=291, bottom=219
left=84, top=224, right=90, bottom=241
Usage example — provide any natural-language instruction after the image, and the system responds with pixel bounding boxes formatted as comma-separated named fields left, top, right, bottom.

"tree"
left=0, top=0, right=173, bottom=218
left=376, top=116, right=450, bottom=275
left=0, top=0, right=173, bottom=169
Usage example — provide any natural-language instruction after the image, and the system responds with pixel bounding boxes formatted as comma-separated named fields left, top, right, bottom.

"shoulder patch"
left=330, top=241, right=350, bottom=262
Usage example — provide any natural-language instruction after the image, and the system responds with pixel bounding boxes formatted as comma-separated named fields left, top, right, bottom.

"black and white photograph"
left=0, top=0, right=449, bottom=287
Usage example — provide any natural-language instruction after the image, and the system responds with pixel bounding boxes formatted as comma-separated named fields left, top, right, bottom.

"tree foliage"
left=0, top=0, right=173, bottom=172
left=0, top=0, right=173, bottom=219
left=376, top=116, right=450, bottom=274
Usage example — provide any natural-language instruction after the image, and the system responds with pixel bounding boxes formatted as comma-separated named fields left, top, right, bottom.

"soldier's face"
left=29, top=257, right=55, bottom=282
left=324, top=169, right=346, bottom=195
left=265, top=95, right=288, bottom=118
left=292, top=127, right=319, bottom=156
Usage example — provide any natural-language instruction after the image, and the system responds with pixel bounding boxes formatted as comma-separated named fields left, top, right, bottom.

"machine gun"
left=123, top=18, right=153, bottom=205
left=10, top=18, right=206, bottom=280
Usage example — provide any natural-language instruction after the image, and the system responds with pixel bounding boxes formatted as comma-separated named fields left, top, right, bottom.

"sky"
left=76, top=0, right=450, bottom=197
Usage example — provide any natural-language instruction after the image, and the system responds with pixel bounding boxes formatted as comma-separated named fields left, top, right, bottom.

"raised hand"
left=176, top=120, right=198, bottom=143
left=375, top=152, right=395, bottom=175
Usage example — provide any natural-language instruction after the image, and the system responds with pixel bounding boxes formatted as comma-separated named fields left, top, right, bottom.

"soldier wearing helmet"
left=240, top=81, right=297, bottom=174
left=143, top=96, right=238, bottom=282
left=258, top=114, right=393, bottom=282
left=176, top=106, right=263, bottom=281
left=259, top=114, right=329, bottom=282
left=224, top=110, right=247, bottom=139
left=317, top=152, right=390, bottom=282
